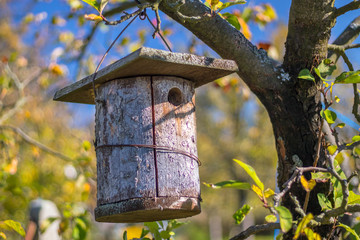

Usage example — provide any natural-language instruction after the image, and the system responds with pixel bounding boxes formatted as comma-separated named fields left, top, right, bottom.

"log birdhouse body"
left=54, top=47, right=238, bottom=223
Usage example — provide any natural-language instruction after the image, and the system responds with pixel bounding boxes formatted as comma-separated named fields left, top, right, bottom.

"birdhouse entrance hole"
left=53, top=47, right=238, bottom=223
left=168, top=87, right=183, bottom=106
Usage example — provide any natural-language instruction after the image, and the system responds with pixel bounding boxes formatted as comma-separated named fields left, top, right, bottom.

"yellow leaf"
left=32, top=146, right=40, bottom=157
left=211, top=0, right=219, bottom=7
left=264, top=188, right=275, bottom=198
left=84, top=14, right=103, bottom=22
left=251, top=185, right=263, bottom=199
left=327, top=145, right=337, bottom=155
left=300, top=176, right=316, bottom=192
left=335, top=152, right=344, bottom=165
left=238, top=17, right=252, bottom=39
left=4, top=158, right=18, bottom=175
left=0, top=231, right=6, bottom=239
left=49, top=63, right=64, bottom=76
left=335, top=96, right=340, bottom=103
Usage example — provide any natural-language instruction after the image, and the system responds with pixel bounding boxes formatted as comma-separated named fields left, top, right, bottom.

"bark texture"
left=107, top=0, right=348, bottom=238
left=94, top=76, right=200, bottom=222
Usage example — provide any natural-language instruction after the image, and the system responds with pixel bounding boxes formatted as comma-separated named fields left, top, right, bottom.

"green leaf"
left=166, top=220, right=185, bottom=231
left=335, top=123, right=345, bottom=128
left=144, top=222, right=161, bottom=240
left=203, top=180, right=251, bottom=189
left=82, top=0, right=100, bottom=12
left=264, top=188, right=275, bottom=198
left=222, top=13, right=241, bottom=30
left=275, top=206, right=293, bottom=233
left=317, top=59, right=336, bottom=78
left=311, top=172, right=331, bottom=181
left=352, top=135, right=360, bottom=142
left=99, top=0, right=108, bottom=13
left=320, top=109, right=337, bottom=124
left=123, top=230, right=127, bottom=240
left=313, top=67, right=325, bottom=81
left=304, top=228, right=321, bottom=240
left=233, top=204, right=251, bottom=224
left=160, top=230, right=174, bottom=239
left=265, top=214, right=277, bottom=223
left=234, top=159, right=264, bottom=191
left=140, top=228, right=150, bottom=238
left=348, top=191, right=360, bottom=204
left=335, top=71, right=360, bottom=84
left=218, top=0, right=246, bottom=12
left=338, top=223, right=360, bottom=240
left=82, top=140, right=91, bottom=151
left=3, top=220, right=25, bottom=237
left=294, top=213, right=313, bottom=239
left=298, top=69, right=315, bottom=81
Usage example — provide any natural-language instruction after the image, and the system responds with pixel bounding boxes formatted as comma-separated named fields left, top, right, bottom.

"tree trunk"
left=138, top=0, right=341, bottom=238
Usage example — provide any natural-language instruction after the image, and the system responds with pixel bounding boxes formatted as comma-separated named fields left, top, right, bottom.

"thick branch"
left=0, top=125, right=72, bottom=161
left=334, top=1, right=360, bottom=18
left=155, top=0, right=280, bottom=93
left=229, top=223, right=280, bottom=240
left=328, top=15, right=360, bottom=62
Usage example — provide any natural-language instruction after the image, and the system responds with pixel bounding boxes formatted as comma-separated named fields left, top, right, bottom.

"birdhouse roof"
left=53, top=47, right=238, bottom=104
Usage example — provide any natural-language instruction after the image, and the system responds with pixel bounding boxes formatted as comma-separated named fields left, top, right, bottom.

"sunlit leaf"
left=335, top=71, right=360, bottom=84
left=335, top=96, right=340, bottom=103
left=335, top=123, right=345, bottom=128
left=338, top=223, right=360, bottom=240
left=3, top=220, right=25, bottom=237
left=298, top=69, right=315, bottom=81
left=317, top=59, right=336, bottom=78
left=300, top=175, right=316, bottom=192
left=275, top=206, right=293, bottom=233
left=218, top=0, right=246, bottom=12
left=264, top=188, right=275, bottom=198
left=203, top=180, right=251, bottom=189
left=348, top=191, right=360, bottom=205
left=82, top=140, right=91, bottom=151
left=265, top=214, right=277, bottom=223
left=222, top=13, right=241, bottom=30
left=327, top=145, right=337, bottom=155
left=352, top=135, right=360, bottom=142
left=294, top=213, right=313, bottom=239
left=0, top=232, right=6, bottom=239
left=99, top=0, right=108, bottom=13
left=251, top=185, right=263, bottom=199
left=304, top=228, right=321, bottom=240
left=84, top=14, right=103, bottom=22
left=320, top=109, right=337, bottom=124
left=82, top=0, right=100, bottom=12
left=233, top=204, right=251, bottom=224
left=234, top=159, right=264, bottom=191
left=311, top=172, right=331, bottom=182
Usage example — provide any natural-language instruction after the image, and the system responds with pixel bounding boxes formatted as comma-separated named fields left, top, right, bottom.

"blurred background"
left=0, top=0, right=359, bottom=239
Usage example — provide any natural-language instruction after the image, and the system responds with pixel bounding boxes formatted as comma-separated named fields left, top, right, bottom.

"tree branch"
left=229, top=223, right=280, bottom=240
left=328, top=15, right=360, bottom=62
left=334, top=1, right=360, bottom=18
left=0, top=125, right=72, bottom=161
left=155, top=0, right=280, bottom=93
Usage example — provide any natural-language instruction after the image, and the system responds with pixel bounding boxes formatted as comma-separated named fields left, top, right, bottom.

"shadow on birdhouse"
left=54, top=47, right=238, bottom=223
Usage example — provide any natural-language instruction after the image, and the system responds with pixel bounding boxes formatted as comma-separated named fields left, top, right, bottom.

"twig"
left=103, top=3, right=152, bottom=25
left=303, top=118, right=325, bottom=212
left=273, top=166, right=329, bottom=207
left=333, top=1, right=360, bottom=18
left=229, top=223, right=280, bottom=240
left=0, top=97, right=27, bottom=125
left=328, top=43, right=360, bottom=51
left=0, top=125, right=72, bottom=162
left=290, top=193, right=306, bottom=217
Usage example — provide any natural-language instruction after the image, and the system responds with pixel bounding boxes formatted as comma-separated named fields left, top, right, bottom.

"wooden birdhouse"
left=54, top=47, right=238, bottom=223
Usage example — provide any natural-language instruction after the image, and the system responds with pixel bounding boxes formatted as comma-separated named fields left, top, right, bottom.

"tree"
left=79, top=0, right=360, bottom=239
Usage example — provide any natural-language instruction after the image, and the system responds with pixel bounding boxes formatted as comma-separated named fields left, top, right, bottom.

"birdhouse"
left=54, top=47, right=238, bottom=223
